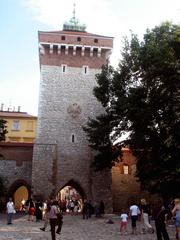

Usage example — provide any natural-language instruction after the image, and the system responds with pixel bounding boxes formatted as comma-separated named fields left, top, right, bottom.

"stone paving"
left=0, top=213, right=177, bottom=240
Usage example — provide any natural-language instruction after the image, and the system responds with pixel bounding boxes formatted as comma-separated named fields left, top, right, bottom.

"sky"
left=0, top=0, right=179, bottom=116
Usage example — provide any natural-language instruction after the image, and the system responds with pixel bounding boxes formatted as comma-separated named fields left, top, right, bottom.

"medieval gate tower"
left=32, top=14, right=114, bottom=211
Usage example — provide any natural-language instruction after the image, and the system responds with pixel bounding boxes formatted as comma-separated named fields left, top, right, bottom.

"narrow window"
left=61, top=36, right=65, bottom=40
left=72, top=134, right=75, bottom=143
left=62, top=64, right=67, bottom=73
left=77, top=37, right=81, bottom=42
left=94, top=38, right=98, bottom=43
left=83, top=65, right=88, bottom=74
left=123, top=165, right=129, bottom=175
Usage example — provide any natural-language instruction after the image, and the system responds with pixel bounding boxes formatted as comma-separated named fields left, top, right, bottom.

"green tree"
left=125, top=22, right=180, bottom=197
left=0, top=119, right=7, bottom=141
left=84, top=22, right=180, bottom=197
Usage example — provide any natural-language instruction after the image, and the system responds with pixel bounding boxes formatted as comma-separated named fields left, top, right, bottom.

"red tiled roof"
left=0, top=111, right=37, bottom=119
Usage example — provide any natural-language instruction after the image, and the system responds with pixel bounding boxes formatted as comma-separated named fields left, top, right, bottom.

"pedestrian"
left=49, top=200, right=62, bottom=240
left=129, top=201, right=140, bottom=234
left=152, top=199, right=171, bottom=240
left=6, top=197, right=16, bottom=224
left=172, top=198, right=180, bottom=240
left=82, top=199, right=89, bottom=219
left=35, top=199, right=43, bottom=222
left=99, top=200, right=105, bottom=217
left=40, top=200, right=51, bottom=232
left=69, top=200, right=75, bottom=215
left=56, top=202, right=63, bottom=235
left=28, top=198, right=35, bottom=221
left=120, top=209, right=128, bottom=235
left=140, top=198, right=154, bottom=233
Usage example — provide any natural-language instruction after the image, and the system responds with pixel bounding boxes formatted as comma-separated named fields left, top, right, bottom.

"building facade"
left=32, top=16, right=114, bottom=211
left=0, top=108, right=37, bottom=143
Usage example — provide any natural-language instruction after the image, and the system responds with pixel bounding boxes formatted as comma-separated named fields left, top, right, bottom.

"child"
left=120, top=209, right=128, bottom=235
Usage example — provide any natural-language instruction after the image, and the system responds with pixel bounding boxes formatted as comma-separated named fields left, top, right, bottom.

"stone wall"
left=0, top=143, right=32, bottom=193
left=32, top=65, right=113, bottom=210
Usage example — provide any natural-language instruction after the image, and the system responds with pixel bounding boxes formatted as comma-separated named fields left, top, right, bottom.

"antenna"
left=73, top=3, right=76, bottom=19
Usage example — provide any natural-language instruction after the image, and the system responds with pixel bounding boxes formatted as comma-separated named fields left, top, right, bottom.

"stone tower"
left=32, top=14, right=114, bottom=211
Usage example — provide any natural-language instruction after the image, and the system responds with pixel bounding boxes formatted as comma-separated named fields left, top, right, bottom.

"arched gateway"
left=32, top=15, right=114, bottom=212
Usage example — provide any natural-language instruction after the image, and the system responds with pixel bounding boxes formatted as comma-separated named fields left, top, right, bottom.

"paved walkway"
left=0, top=213, right=176, bottom=240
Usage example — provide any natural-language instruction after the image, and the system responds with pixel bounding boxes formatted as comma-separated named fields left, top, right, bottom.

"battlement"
left=38, top=30, right=113, bottom=68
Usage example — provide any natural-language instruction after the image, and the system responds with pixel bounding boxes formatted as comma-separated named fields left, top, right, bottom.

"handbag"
left=13, top=209, right=16, bottom=214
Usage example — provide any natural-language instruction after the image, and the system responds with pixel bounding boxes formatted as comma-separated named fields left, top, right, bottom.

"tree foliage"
left=83, top=22, right=180, bottom=197
left=0, top=119, right=8, bottom=141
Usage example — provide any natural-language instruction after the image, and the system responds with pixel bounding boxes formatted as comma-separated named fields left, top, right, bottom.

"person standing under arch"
left=6, top=197, right=15, bottom=224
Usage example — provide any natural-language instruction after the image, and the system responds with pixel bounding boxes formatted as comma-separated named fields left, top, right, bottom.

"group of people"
left=119, top=198, right=180, bottom=240
left=5, top=196, right=180, bottom=240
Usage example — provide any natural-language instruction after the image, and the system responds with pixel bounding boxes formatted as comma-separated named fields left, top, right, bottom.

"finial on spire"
left=63, top=3, right=86, bottom=32
left=73, top=3, right=76, bottom=19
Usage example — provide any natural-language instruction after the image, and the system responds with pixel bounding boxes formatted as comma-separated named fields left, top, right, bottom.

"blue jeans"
left=7, top=213, right=13, bottom=224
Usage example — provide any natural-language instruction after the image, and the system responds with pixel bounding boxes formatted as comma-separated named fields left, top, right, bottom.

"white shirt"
left=120, top=213, right=128, bottom=222
left=130, top=205, right=139, bottom=216
left=7, top=201, right=15, bottom=213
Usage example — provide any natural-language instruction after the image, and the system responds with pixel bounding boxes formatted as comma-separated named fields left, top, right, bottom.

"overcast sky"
left=0, top=0, right=179, bottom=115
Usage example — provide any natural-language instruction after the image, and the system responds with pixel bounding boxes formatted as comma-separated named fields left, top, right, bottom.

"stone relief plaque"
left=67, top=103, right=81, bottom=118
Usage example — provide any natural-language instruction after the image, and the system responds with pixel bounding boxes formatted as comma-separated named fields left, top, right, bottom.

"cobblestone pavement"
left=0, top=213, right=176, bottom=240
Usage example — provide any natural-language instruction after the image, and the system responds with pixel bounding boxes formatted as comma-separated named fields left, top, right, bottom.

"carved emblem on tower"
left=67, top=103, right=81, bottom=118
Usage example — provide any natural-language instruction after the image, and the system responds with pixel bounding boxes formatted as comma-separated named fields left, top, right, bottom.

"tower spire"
left=73, top=3, right=76, bottom=20
left=63, top=4, right=86, bottom=32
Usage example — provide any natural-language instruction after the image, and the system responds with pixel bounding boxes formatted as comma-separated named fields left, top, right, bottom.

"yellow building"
left=0, top=110, right=37, bottom=143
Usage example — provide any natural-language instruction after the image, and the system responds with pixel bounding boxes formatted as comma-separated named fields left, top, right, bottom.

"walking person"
left=140, top=198, right=154, bottom=233
left=28, top=198, right=35, bottom=221
left=40, top=200, right=51, bottom=232
left=82, top=199, right=89, bottom=219
left=172, top=198, right=180, bottom=240
left=120, top=209, right=128, bottom=235
left=6, top=197, right=15, bottom=224
left=49, top=200, right=62, bottom=240
left=129, top=201, right=140, bottom=234
left=152, top=199, right=171, bottom=240
left=56, top=203, right=63, bottom=235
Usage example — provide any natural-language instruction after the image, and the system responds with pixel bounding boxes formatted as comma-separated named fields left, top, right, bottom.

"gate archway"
left=57, top=179, right=86, bottom=213
left=8, top=179, right=31, bottom=210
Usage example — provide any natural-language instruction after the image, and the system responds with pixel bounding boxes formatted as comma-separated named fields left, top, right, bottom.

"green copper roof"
left=63, top=4, right=86, bottom=32
left=63, top=16, right=86, bottom=32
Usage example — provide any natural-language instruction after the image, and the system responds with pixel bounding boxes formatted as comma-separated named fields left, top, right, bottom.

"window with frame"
left=61, top=36, right=66, bottom=40
left=123, top=165, right=129, bottom=174
left=12, top=120, right=20, bottom=131
left=77, top=37, right=81, bottom=42
left=94, top=38, right=98, bottom=43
